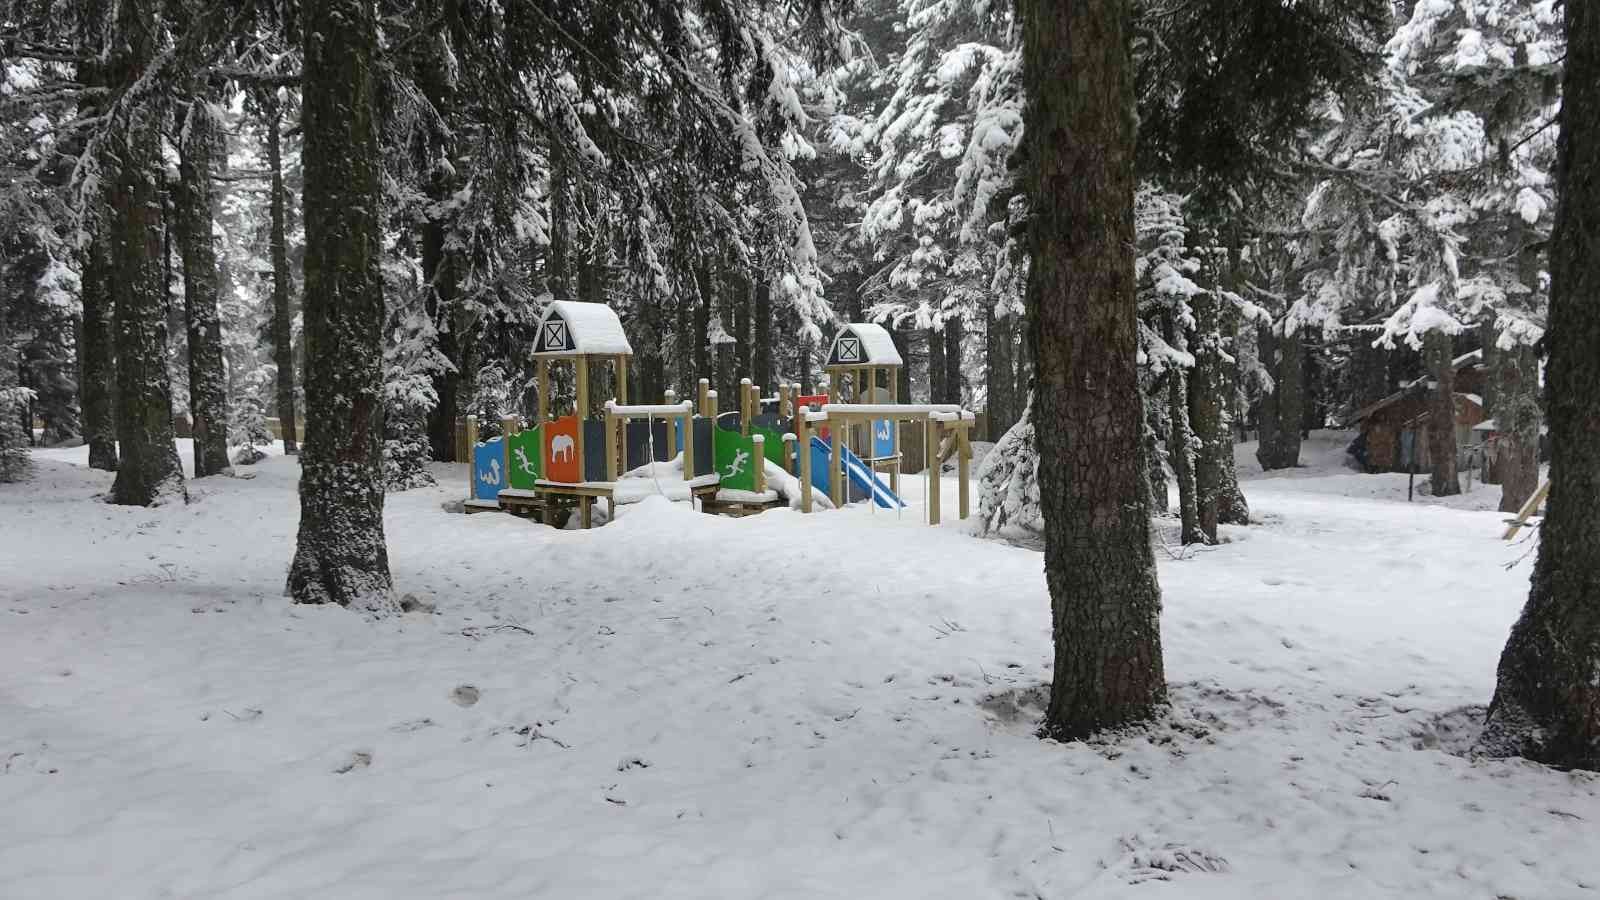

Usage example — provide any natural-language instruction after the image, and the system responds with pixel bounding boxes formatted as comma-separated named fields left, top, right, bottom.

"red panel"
left=544, top=415, right=581, bottom=483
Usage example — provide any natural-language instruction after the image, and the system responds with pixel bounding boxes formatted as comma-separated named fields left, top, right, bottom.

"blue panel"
left=871, top=418, right=895, bottom=459
left=474, top=439, right=506, bottom=500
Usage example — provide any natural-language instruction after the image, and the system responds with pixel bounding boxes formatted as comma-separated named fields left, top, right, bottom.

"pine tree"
left=1021, top=0, right=1166, bottom=738
left=286, top=0, right=395, bottom=612
left=1479, top=0, right=1600, bottom=771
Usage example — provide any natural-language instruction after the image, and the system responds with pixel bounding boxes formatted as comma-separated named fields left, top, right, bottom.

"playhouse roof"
left=533, top=301, right=633, bottom=357
left=826, top=323, right=903, bottom=368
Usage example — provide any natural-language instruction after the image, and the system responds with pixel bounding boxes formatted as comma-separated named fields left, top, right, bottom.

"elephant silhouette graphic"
left=551, top=433, right=575, bottom=463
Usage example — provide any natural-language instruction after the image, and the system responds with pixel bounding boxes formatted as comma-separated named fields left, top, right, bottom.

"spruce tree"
left=286, top=0, right=395, bottom=612
left=1020, top=0, right=1166, bottom=738
left=1480, top=0, right=1600, bottom=771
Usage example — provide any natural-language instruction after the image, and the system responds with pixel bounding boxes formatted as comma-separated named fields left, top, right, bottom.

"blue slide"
left=805, top=435, right=906, bottom=509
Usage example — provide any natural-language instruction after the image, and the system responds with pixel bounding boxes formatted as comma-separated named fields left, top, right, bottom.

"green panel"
left=713, top=430, right=758, bottom=492
left=750, top=424, right=786, bottom=468
left=507, top=426, right=542, bottom=489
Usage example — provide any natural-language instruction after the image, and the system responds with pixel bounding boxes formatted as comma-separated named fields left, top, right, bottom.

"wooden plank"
left=753, top=434, right=766, bottom=494
left=798, top=411, right=813, bottom=513
left=927, top=419, right=941, bottom=526
left=684, top=410, right=696, bottom=482
left=698, top=378, right=711, bottom=418
left=741, top=378, right=752, bottom=436
left=465, top=414, right=479, bottom=500
left=576, top=356, right=589, bottom=480
left=536, top=359, right=549, bottom=423
left=957, top=420, right=970, bottom=520
left=616, top=354, right=629, bottom=405
left=830, top=413, right=844, bottom=508
left=1502, top=479, right=1552, bottom=540
left=579, top=495, right=592, bottom=529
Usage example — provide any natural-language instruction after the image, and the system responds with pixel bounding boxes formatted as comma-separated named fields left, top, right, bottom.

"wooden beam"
left=926, top=419, right=941, bottom=526
left=1502, top=479, right=1552, bottom=540
left=957, top=420, right=971, bottom=520
left=741, top=378, right=752, bottom=436
left=779, top=384, right=791, bottom=419
left=616, top=354, right=629, bottom=405
left=830, top=414, right=844, bottom=509
left=683, top=408, right=696, bottom=483
left=465, top=414, right=479, bottom=500
left=798, top=413, right=812, bottom=512
left=575, top=357, right=589, bottom=480
left=536, top=359, right=549, bottom=423
left=698, top=378, right=711, bottom=418
left=753, top=434, right=766, bottom=495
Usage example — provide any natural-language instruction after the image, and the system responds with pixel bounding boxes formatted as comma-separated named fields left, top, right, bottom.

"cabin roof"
left=826, top=323, right=903, bottom=368
left=532, top=301, right=633, bottom=357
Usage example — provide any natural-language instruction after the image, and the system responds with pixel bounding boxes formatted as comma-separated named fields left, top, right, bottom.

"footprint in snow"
left=451, top=684, right=480, bottom=707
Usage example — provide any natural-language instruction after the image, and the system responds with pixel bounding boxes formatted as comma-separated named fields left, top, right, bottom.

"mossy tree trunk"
left=77, top=58, right=119, bottom=472
left=287, top=0, right=396, bottom=612
left=174, top=95, right=231, bottom=477
left=1481, top=0, right=1600, bottom=770
left=1021, top=0, right=1165, bottom=739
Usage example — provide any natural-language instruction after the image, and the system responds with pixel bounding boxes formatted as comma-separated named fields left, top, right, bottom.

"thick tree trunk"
left=925, top=326, right=945, bottom=403
left=287, top=0, right=395, bottom=612
left=264, top=98, right=298, bottom=454
left=1145, top=388, right=1169, bottom=514
left=105, top=15, right=185, bottom=506
left=987, top=308, right=1017, bottom=439
left=1255, top=323, right=1303, bottom=470
left=943, top=317, right=964, bottom=404
left=80, top=220, right=119, bottom=471
left=174, top=98, right=231, bottom=477
left=1423, top=329, right=1460, bottom=497
left=1481, top=1, right=1600, bottom=770
left=1494, top=341, right=1541, bottom=513
left=1022, top=0, right=1165, bottom=739
left=1187, top=292, right=1223, bottom=540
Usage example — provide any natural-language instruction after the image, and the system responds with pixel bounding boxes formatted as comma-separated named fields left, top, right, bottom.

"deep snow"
left=2, top=433, right=1595, bottom=899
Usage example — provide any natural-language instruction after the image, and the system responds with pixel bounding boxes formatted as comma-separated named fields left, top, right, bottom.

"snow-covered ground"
left=3, top=433, right=1594, bottom=899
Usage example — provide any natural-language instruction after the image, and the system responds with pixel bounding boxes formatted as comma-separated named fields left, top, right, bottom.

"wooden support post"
left=779, top=384, right=791, bottom=419
left=798, top=414, right=812, bottom=513
left=683, top=410, right=696, bottom=482
left=664, top=388, right=676, bottom=406
left=752, top=434, right=766, bottom=495
left=698, top=378, right=711, bottom=417
left=782, top=434, right=795, bottom=476
left=957, top=420, right=971, bottom=521
left=1502, top=479, right=1553, bottom=540
left=741, top=378, right=752, bottom=436
left=575, top=358, right=589, bottom=481
left=829, top=413, right=844, bottom=508
left=926, top=418, right=941, bottom=526
left=889, top=370, right=901, bottom=495
left=579, top=495, right=592, bottom=529
left=616, top=355, right=628, bottom=405
left=604, top=411, right=619, bottom=482
left=827, top=369, right=839, bottom=404
left=536, top=360, right=549, bottom=424
left=465, top=415, right=479, bottom=500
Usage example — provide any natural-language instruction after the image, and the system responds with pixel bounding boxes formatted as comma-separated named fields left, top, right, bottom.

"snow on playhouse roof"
left=826, top=323, right=903, bottom=368
left=533, top=301, right=633, bottom=357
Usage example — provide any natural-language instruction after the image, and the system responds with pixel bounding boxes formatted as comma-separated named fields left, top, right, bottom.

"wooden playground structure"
left=464, top=307, right=976, bottom=529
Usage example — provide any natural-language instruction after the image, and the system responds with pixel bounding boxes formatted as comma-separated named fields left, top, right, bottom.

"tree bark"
left=287, top=0, right=396, bottom=612
left=105, top=5, right=186, bottom=507
left=174, top=97, right=231, bottom=477
left=1164, top=319, right=1202, bottom=545
left=987, top=308, right=1017, bottom=439
left=925, top=326, right=945, bottom=403
left=1021, top=0, right=1165, bottom=739
left=1255, top=322, right=1303, bottom=470
left=1187, top=292, right=1223, bottom=540
left=1423, top=329, right=1460, bottom=497
left=1493, top=341, right=1541, bottom=513
left=80, top=218, right=120, bottom=471
left=753, top=272, right=774, bottom=392
left=264, top=96, right=299, bottom=454
left=943, top=317, right=964, bottom=404
left=1215, top=301, right=1249, bottom=524
left=1481, top=0, right=1600, bottom=770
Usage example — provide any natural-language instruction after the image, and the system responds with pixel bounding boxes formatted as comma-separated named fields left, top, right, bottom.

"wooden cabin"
left=1348, top=351, right=1488, bottom=473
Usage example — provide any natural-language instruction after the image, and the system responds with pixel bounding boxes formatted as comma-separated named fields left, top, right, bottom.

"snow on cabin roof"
left=827, top=323, right=903, bottom=368
left=533, top=301, right=633, bottom=357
